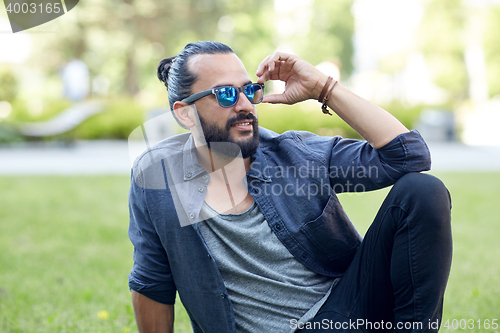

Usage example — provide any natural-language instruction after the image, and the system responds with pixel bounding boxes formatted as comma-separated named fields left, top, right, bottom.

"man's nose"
left=235, top=91, right=253, bottom=113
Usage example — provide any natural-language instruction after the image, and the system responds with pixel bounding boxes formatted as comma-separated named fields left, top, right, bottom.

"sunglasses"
left=182, top=83, right=264, bottom=108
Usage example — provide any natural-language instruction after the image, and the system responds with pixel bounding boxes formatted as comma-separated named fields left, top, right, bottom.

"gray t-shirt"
left=199, top=202, right=336, bottom=333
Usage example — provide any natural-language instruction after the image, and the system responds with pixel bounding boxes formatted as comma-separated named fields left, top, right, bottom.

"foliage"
left=258, top=103, right=359, bottom=138
left=295, top=0, right=355, bottom=77
left=258, top=101, right=426, bottom=138
left=381, top=102, right=433, bottom=132
left=68, top=97, right=145, bottom=140
left=3, top=95, right=429, bottom=141
left=418, top=0, right=469, bottom=101
left=0, top=124, right=24, bottom=143
left=0, top=98, right=72, bottom=143
left=25, top=0, right=356, bottom=101
left=33, top=0, right=277, bottom=96
left=210, top=2, right=276, bottom=77
left=7, top=98, right=72, bottom=123
left=0, top=67, right=18, bottom=102
left=3, top=97, right=144, bottom=141
left=0, top=173, right=499, bottom=332
left=483, top=4, right=500, bottom=98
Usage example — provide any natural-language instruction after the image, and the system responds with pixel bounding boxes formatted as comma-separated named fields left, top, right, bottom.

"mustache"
left=227, top=113, right=257, bottom=127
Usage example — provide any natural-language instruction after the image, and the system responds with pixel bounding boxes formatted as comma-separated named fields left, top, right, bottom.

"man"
left=128, top=41, right=452, bottom=332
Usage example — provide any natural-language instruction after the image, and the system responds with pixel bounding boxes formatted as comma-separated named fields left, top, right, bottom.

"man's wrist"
left=313, top=73, right=329, bottom=101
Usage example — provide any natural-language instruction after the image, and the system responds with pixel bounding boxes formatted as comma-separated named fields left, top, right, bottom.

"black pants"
left=299, top=173, right=453, bottom=332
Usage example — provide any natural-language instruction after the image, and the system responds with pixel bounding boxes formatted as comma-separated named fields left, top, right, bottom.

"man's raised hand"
left=256, top=52, right=328, bottom=105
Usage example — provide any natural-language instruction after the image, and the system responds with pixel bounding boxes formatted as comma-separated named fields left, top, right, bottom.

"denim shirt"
left=128, top=127, right=431, bottom=333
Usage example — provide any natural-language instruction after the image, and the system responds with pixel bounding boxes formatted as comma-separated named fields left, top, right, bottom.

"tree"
left=294, top=0, right=355, bottom=78
left=29, top=0, right=274, bottom=96
left=0, top=68, right=18, bottom=102
left=483, top=4, right=500, bottom=98
left=418, top=0, right=469, bottom=101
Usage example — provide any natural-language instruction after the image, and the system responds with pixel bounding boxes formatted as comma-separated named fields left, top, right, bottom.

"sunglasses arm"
left=181, top=89, right=214, bottom=104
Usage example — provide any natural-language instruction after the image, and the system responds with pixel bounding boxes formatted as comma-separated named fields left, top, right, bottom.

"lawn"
left=0, top=173, right=498, bottom=332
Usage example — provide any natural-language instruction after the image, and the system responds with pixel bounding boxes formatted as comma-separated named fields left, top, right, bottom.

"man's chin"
left=237, top=134, right=260, bottom=159
left=230, top=131, right=253, bottom=142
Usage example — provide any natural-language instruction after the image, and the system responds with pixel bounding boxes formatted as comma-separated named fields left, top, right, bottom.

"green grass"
left=0, top=173, right=499, bottom=332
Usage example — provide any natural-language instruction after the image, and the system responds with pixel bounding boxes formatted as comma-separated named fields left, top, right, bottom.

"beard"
left=198, top=112, right=260, bottom=159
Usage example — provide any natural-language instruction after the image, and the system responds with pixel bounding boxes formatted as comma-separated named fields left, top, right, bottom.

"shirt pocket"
left=299, top=194, right=362, bottom=273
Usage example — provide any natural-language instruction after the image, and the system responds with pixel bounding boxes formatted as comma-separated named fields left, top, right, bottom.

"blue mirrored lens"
left=245, top=85, right=255, bottom=102
left=217, top=87, right=237, bottom=107
left=245, top=84, right=263, bottom=103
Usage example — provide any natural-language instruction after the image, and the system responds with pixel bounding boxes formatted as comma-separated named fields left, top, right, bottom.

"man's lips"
left=230, top=120, right=253, bottom=130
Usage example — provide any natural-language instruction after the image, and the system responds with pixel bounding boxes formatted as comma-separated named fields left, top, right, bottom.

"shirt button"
left=202, top=174, right=208, bottom=180
left=198, top=187, right=204, bottom=192
left=275, top=224, right=282, bottom=231
left=221, top=293, right=226, bottom=298
left=186, top=173, right=192, bottom=178
left=189, top=213, right=195, bottom=219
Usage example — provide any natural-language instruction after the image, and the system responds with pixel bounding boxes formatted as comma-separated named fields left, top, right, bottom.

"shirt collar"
left=246, top=147, right=272, bottom=183
left=182, top=135, right=207, bottom=181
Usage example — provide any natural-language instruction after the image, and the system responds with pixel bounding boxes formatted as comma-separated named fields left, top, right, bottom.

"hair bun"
left=157, top=57, right=176, bottom=84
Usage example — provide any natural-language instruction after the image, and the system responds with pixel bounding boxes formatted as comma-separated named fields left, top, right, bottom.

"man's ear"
left=173, top=101, right=195, bottom=128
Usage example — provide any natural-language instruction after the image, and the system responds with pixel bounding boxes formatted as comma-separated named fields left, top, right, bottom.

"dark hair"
left=157, top=41, right=234, bottom=128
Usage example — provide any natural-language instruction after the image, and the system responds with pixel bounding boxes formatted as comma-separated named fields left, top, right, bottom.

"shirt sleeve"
left=128, top=171, right=177, bottom=305
left=301, top=129, right=431, bottom=192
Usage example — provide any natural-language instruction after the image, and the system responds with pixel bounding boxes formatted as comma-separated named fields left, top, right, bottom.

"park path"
left=1, top=140, right=500, bottom=175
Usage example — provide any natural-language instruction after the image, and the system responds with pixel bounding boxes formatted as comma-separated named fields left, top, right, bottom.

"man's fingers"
left=256, top=70, right=272, bottom=84
left=262, top=94, right=287, bottom=104
left=256, top=54, right=272, bottom=76
left=256, top=75, right=267, bottom=84
left=267, top=52, right=294, bottom=72
left=257, top=52, right=295, bottom=78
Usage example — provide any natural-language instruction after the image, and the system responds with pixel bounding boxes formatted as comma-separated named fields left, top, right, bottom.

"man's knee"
left=392, top=172, right=452, bottom=216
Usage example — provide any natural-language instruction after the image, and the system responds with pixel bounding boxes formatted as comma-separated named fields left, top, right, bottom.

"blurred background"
left=1, top=0, right=500, bottom=332
left=1, top=0, right=500, bottom=144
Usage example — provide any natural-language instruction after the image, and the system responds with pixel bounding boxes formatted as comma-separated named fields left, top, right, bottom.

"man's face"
left=188, top=53, right=259, bottom=158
